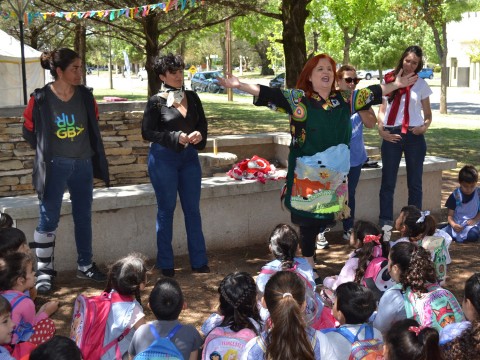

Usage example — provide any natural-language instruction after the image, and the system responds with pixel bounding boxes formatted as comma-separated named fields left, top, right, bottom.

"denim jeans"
left=379, top=129, right=426, bottom=225
left=148, top=143, right=208, bottom=270
left=37, top=157, right=93, bottom=266
left=343, top=164, right=363, bottom=231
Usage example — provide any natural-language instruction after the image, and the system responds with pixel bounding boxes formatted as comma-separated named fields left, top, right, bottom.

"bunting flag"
left=0, top=1, right=198, bottom=25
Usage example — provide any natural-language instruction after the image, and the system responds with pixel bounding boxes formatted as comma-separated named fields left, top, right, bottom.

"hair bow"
left=408, top=325, right=425, bottom=336
left=364, top=234, right=381, bottom=245
left=416, top=210, right=431, bottom=223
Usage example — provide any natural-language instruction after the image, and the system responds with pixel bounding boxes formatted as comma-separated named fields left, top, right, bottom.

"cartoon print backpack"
left=135, top=323, right=184, bottom=360
left=419, top=236, right=448, bottom=284
left=322, top=324, right=383, bottom=360
left=402, top=283, right=464, bottom=333
left=201, top=326, right=256, bottom=360
left=361, top=257, right=396, bottom=302
left=70, top=291, right=133, bottom=360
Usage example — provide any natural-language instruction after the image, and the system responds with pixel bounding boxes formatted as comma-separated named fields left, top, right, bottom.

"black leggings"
left=298, top=225, right=325, bottom=257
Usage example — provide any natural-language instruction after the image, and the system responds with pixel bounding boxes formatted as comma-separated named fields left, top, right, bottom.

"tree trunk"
left=254, top=40, right=274, bottom=76
left=74, top=23, right=87, bottom=85
left=143, top=16, right=161, bottom=97
left=342, top=28, right=352, bottom=65
left=281, top=0, right=311, bottom=87
left=429, top=20, right=448, bottom=114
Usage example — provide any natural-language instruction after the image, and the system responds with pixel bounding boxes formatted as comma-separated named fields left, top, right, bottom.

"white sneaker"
left=316, top=228, right=331, bottom=249
left=343, top=229, right=352, bottom=241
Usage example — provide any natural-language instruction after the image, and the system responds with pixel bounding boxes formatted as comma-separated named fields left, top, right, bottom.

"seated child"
left=29, top=335, right=82, bottom=360
left=374, top=242, right=464, bottom=334
left=0, top=296, right=15, bottom=360
left=393, top=206, right=451, bottom=285
left=440, top=272, right=480, bottom=345
left=256, top=224, right=331, bottom=329
left=383, top=318, right=443, bottom=360
left=243, top=271, right=335, bottom=360
left=0, top=252, right=58, bottom=345
left=443, top=165, right=480, bottom=243
left=201, top=272, right=261, bottom=359
left=322, top=282, right=382, bottom=360
left=322, top=220, right=392, bottom=303
left=128, top=278, right=202, bottom=360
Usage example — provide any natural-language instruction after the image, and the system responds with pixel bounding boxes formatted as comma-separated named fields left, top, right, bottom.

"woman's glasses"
left=344, top=77, right=360, bottom=85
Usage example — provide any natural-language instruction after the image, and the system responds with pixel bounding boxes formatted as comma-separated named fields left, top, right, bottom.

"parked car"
left=418, top=68, right=434, bottom=79
left=269, top=73, right=285, bottom=89
left=137, top=68, right=148, bottom=81
left=356, top=70, right=379, bottom=80
left=191, top=71, right=225, bottom=93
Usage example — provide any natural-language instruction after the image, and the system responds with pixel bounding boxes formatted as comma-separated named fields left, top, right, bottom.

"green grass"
left=93, top=88, right=149, bottom=102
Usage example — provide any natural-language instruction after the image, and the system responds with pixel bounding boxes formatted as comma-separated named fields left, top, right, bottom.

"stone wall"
left=0, top=102, right=152, bottom=197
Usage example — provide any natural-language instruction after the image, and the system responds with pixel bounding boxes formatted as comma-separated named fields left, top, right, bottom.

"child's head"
left=463, top=273, right=480, bottom=322
left=388, top=242, right=437, bottom=292
left=333, top=282, right=376, bottom=325
left=458, top=165, right=478, bottom=184
left=384, top=318, right=443, bottom=360
left=268, top=224, right=299, bottom=269
left=29, top=335, right=83, bottom=360
left=105, top=253, right=147, bottom=303
left=218, top=272, right=260, bottom=333
left=149, top=278, right=184, bottom=321
left=0, top=252, right=35, bottom=291
left=395, top=206, right=437, bottom=238
left=0, top=213, right=13, bottom=229
left=0, top=296, right=14, bottom=345
left=263, top=271, right=315, bottom=360
left=0, top=228, right=29, bottom=256
left=351, top=220, right=388, bottom=283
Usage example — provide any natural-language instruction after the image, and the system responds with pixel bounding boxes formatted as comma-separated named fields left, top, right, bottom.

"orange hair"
left=295, top=54, right=337, bottom=98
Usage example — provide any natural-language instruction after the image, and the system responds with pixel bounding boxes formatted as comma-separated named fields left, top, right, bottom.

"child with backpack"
left=373, top=242, right=464, bottom=334
left=70, top=253, right=147, bottom=360
left=322, top=282, right=383, bottom=360
left=256, top=224, right=333, bottom=329
left=0, top=252, right=57, bottom=345
left=443, top=165, right=480, bottom=243
left=383, top=318, right=444, bottom=360
left=393, top=205, right=451, bottom=284
left=322, top=221, right=393, bottom=304
left=201, top=272, right=261, bottom=360
left=29, top=335, right=82, bottom=360
left=0, top=295, right=15, bottom=359
left=128, top=278, right=202, bottom=360
left=242, top=271, right=335, bottom=360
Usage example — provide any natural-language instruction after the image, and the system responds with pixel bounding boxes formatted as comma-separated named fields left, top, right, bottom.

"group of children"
left=0, top=164, right=477, bottom=359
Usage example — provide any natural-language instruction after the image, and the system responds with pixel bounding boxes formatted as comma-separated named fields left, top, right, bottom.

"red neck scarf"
left=384, top=71, right=412, bottom=134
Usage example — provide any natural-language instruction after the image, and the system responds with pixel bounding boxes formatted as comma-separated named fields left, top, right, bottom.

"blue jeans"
left=343, top=164, right=363, bottom=231
left=38, top=157, right=93, bottom=266
left=379, top=130, right=426, bottom=225
left=148, top=143, right=208, bottom=269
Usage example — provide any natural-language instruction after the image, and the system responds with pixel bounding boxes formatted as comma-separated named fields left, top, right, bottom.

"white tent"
left=0, top=30, right=46, bottom=107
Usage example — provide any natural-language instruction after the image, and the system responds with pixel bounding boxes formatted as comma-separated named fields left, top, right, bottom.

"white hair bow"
left=416, top=210, right=431, bottom=223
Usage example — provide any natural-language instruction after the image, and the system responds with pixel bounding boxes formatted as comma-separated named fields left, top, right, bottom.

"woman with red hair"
left=217, top=54, right=416, bottom=270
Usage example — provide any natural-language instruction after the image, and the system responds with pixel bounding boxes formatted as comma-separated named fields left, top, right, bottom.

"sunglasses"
left=344, top=77, right=360, bottom=85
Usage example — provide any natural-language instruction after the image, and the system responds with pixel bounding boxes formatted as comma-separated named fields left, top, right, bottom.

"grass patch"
left=93, top=88, right=149, bottom=102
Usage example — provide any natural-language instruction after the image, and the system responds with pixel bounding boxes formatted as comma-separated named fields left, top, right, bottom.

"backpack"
left=419, top=236, right=448, bottom=284
left=201, top=326, right=256, bottom=360
left=402, top=284, right=464, bottom=333
left=70, top=291, right=134, bottom=360
left=322, top=324, right=383, bottom=360
left=361, top=257, right=396, bottom=302
left=134, top=323, right=184, bottom=360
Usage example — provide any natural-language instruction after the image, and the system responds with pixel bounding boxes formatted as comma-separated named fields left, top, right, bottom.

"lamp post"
left=7, top=0, right=31, bottom=105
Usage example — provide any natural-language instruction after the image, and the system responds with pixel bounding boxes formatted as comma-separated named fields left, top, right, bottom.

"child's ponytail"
left=268, top=224, right=299, bottom=270
left=401, top=206, right=438, bottom=239
left=264, top=271, right=315, bottom=360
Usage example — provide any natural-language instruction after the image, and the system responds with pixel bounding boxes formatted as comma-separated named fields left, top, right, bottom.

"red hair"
left=296, top=54, right=337, bottom=98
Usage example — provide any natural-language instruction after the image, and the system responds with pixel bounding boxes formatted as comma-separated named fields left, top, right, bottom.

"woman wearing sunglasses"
left=377, top=46, right=432, bottom=228
left=336, top=66, right=377, bottom=242
left=217, top=55, right=416, bottom=272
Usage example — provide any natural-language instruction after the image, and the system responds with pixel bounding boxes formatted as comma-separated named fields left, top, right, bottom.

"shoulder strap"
left=149, top=323, right=182, bottom=341
left=11, top=295, right=28, bottom=311
left=453, top=188, right=462, bottom=207
left=325, top=326, right=356, bottom=343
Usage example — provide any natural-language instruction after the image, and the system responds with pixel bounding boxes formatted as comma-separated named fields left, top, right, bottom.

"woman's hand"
left=178, top=132, right=189, bottom=146
left=188, top=131, right=202, bottom=145
left=216, top=74, right=241, bottom=89
left=378, top=127, right=402, bottom=143
left=409, top=125, right=428, bottom=135
left=394, top=69, right=418, bottom=89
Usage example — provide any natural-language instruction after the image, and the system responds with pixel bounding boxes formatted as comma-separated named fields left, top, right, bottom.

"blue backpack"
left=134, top=324, right=184, bottom=360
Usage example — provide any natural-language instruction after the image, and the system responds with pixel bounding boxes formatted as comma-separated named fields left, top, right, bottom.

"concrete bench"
left=1, top=155, right=455, bottom=271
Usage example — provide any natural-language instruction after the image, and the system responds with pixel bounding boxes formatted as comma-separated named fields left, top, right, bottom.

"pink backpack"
left=201, top=327, right=256, bottom=360
left=361, top=257, right=396, bottom=302
left=70, top=291, right=133, bottom=360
